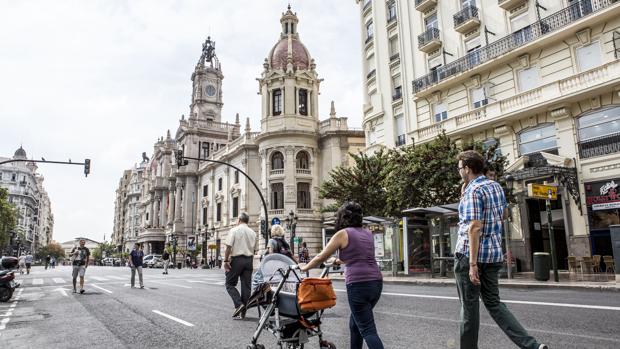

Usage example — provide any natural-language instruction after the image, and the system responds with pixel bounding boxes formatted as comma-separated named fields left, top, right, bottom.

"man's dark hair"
left=457, top=150, right=485, bottom=175
left=334, top=201, right=363, bottom=230
left=238, top=212, right=249, bottom=224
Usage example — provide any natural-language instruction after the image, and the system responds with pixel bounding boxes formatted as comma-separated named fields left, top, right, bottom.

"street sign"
left=271, top=217, right=281, bottom=226
left=527, top=183, right=558, bottom=200
left=294, top=237, right=302, bottom=244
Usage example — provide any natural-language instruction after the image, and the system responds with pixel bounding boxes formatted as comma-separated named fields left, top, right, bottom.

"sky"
left=0, top=0, right=363, bottom=244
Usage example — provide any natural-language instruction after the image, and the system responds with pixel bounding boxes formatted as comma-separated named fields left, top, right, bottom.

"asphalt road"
left=1, top=266, right=619, bottom=349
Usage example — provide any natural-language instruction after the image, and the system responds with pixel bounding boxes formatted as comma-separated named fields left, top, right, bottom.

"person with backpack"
left=266, top=224, right=297, bottom=262
left=162, top=245, right=170, bottom=275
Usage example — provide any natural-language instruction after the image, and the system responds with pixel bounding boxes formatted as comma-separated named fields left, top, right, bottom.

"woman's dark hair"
left=334, top=201, right=363, bottom=230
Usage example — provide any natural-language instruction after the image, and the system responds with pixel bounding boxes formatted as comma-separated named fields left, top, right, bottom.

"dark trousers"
left=225, top=255, right=253, bottom=309
left=346, top=280, right=384, bottom=349
left=454, top=254, right=540, bottom=349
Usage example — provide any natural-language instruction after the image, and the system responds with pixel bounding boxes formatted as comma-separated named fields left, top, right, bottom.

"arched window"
left=518, top=124, right=557, bottom=155
left=578, top=105, right=620, bottom=158
left=296, top=151, right=309, bottom=169
left=272, top=89, right=282, bottom=116
left=271, top=183, right=284, bottom=209
left=271, top=151, right=284, bottom=170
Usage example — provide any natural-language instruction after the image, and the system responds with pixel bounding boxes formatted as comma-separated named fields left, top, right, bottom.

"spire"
left=280, top=5, right=299, bottom=38
left=330, top=101, right=337, bottom=118
left=235, top=113, right=240, bottom=125
left=245, top=117, right=251, bottom=133
left=166, top=129, right=171, bottom=140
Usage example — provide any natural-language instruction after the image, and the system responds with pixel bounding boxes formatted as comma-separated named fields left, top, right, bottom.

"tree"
left=0, top=188, right=17, bottom=252
left=319, top=149, right=392, bottom=217
left=92, top=242, right=117, bottom=262
left=35, top=242, right=65, bottom=260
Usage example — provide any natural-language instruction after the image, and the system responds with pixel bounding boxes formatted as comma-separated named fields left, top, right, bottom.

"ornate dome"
left=270, top=37, right=310, bottom=71
left=14, top=146, right=27, bottom=159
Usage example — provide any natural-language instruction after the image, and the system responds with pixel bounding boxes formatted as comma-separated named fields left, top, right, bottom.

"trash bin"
left=177, top=262, right=182, bottom=269
left=533, top=252, right=550, bottom=281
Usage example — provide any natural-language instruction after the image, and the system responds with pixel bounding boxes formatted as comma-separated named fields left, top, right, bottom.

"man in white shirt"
left=223, top=212, right=258, bottom=320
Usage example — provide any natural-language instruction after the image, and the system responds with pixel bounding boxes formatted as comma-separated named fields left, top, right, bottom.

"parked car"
left=102, top=258, right=114, bottom=266
left=143, top=254, right=162, bottom=268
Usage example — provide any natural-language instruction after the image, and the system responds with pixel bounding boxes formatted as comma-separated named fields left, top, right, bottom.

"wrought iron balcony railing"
left=453, top=5, right=479, bottom=28
left=367, top=69, right=376, bottom=79
left=579, top=132, right=620, bottom=159
left=412, top=0, right=615, bottom=93
left=418, top=27, right=440, bottom=48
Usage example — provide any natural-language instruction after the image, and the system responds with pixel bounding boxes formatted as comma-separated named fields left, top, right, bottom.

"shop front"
left=584, top=178, right=620, bottom=257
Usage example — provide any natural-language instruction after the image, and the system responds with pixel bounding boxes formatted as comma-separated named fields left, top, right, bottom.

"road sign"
left=294, top=237, right=302, bottom=244
left=527, top=183, right=558, bottom=200
left=271, top=217, right=281, bottom=226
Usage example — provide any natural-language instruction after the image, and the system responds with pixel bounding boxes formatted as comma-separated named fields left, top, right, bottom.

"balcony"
left=453, top=6, right=480, bottom=34
left=415, top=0, right=437, bottom=12
left=498, top=0, right=527, bottom=11
left=367, top=69, right=376, bottom=80
left=412, top=0, right=617, bottom=94
left=387, top=14, right=397, bottom=25
left=418, top=28, right=441, bottom=53
left=395, top=134, right=406, bottom=147
left=365, top=35, right=374, bottom=45
left=579, top=132, right=620, bottom=159
left=389, top=53, right=400, bottom=62
left=296, top=169, right=311, bottom=175
left=269, top=209, right=284, bottom=216
left=270, top=169, right=284, bottom=176
left=392, top=86, right=402, bottom=101
left=412, top=59, right=620, bottom=143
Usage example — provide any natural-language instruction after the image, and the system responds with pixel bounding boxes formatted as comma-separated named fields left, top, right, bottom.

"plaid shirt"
left=455, top=175, right=506, bottom=264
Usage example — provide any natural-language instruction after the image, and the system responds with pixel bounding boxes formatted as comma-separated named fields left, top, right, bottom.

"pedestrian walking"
left=24, top=253, right=33, bottom=274
left=45, top=255, right=51, bottom=270
left=162, top=246, right=170, bottom=275
left=186, top=255, right=191, bottom=269
left=300, top=202, right=384, bottom=349
left=18, top=255, right=26, bottom=275
left=70, top=239, right=90, bottom=294
left=50, top=256, right=56, bottom=269
left=224, top=212, right=258, bottom=320
left=454, top=150, right=548, bottom=349
left=266, top=224, right=296, bottom=261
left=128, top=243, right=144, bottom=289
left=298, top=242, right=310, bottom=264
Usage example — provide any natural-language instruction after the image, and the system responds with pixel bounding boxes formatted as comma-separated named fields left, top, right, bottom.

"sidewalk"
left=327, top=271, right=620, bottom=292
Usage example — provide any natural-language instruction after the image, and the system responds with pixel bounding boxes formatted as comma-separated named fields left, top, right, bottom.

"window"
left=465, top=36, right=481, bottom=66
left=368, top=127, right=377, bottom=145
left=218, top=178, right=223, bottom=191
left=202, top=143, right=210, bottom=159
left=272, top=89, right=282, bottom=115
left=232, top=197, right=239, bottom=218
left=296, top=151, right=309, bottom=169
left=271, top=183, right=284, bottom=209
left=395, top=114, right=406, bottom=146
left=425, top=13, right=438, bottom=30
left=234, top=170, right=239, bottom=184
left=202, top=185, right=208, bottom=197
left=366, top=55, right=375, bottom=75
left=387, top=1, right=396, bottom=21
left=216, top=202, right=221, bottom=222
left=297, top=183, right=311, bottom=209
left=576, top=41, right=602, bottom=72
left=461, top=0, right=476, bottom=6
left=518, top=66, right=540, bottom=92
left=578, top=106, right=620, bottom=141
left=298, top=89, right=308, bottom=116
left=433, top=102, right=448, bottom=123
left=271, top=151, right=284, bottom=170
left=11, top=173, right=16, bottom=181
left=471, top=86, right=488, bottom=108
left=0, top=172, right=2, bottom=180
left=389, top=36, right=399, bottom=57
left=366, top=21, right=374, bottom=40
left=518, top=124, right=557, bottom=155
left=202, top=207, right=207, bottom=225
left=511, top=12, right=532, bottom=45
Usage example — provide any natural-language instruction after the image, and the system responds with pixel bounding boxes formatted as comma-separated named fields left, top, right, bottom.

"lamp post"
left=211, top=225, right=219, bottom=267
left=14, top=235, right=21, bottom=257
left=170, top=233, right=178, bottom=268
left=504, top=174, right=515, bottom=279
left=285, top=210, right=298, bottom=256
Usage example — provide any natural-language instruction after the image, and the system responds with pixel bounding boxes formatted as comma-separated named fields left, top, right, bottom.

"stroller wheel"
left=319, top=340, right=336, bottom=349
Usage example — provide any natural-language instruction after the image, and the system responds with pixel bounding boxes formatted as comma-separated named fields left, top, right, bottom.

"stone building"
left=0, top=146, right=54, bottom=253
left=112, top=7, right=365, bottom=260
left=355, top=0, right=620, bottom=271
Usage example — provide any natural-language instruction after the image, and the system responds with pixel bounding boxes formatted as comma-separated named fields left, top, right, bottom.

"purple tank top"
left=339, top=227, right=383, bottom=285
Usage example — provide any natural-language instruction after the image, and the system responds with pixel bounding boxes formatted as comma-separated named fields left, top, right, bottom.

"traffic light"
left=84, top=159, right=91, bottom=177
left=176, top=149, right=188, bottom=167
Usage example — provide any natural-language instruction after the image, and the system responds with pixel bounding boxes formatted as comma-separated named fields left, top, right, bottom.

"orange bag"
left=297, top=277, right=337, bottom=312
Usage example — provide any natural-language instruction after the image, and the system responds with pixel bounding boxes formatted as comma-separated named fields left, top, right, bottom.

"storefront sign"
left=585, top=179, right=620, bottom=206
left=592, top=202, right=620, bottom=211
left=373, top=233, right=384, bottom=257
left=527, top=183, right=558, bottom=200
left=187, top=236, right=196, bottom=251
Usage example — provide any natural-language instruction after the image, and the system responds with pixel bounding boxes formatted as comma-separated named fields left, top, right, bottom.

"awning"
left=402, top=203, right=459, bottom=217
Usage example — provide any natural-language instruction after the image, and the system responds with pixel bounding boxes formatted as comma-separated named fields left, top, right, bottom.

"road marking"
left=335, top=289, right=620, bottom=311
left=0, top=317, right=9, bottom=330
left=91, top=284, right=113, bottom=294
left=52, top=278, right=65, bottom=284
left=149, top=280, right=191, bottom=289
left=106, top=276, right=125, bottom=280
left=90, top=276, right=109, bottom=281
left=32, top=279, right=43, bottom=285
left=152, top=310, right=194, bottom=327
left=53, top=288, right=68, bottom=297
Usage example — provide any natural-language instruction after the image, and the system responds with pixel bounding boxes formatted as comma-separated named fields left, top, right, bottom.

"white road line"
left=152, top=310, right=194, bottom=327
left=106, top=276, right=125, bottom=280
left=0, top=317, right=9, bottom=330
left=53, top=288, right=68, bottom=297
left=52, top=278, right=65, bottom=284
left=90, top=276, right=109, bottom=281
left=335, top=289, right=620, bottom=312
left=91, top=284, right=113, bottom=294
left=149, top=280, right=192, bottom=289
left=32, top=279, right=43, bottom=285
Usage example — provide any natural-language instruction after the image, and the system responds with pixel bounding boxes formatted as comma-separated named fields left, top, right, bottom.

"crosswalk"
left=16, top=273, right=225, bottom=287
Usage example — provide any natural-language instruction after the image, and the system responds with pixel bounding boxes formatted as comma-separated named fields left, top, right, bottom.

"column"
left=167, top=183, right=175, bottom=226
left=174, top=181, right=183, bottom=222
left=149, top=199, right=155, bottom=228
left=154, top=193, right=161, bottom=228
left=160, top=190, right=167, bottom=228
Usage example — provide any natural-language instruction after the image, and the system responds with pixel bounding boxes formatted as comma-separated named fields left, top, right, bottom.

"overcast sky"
left=0, top=0, right=362, bottom=244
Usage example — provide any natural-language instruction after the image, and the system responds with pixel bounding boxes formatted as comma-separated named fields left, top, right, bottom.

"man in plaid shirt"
left=455, top=150, right=547, bottom=349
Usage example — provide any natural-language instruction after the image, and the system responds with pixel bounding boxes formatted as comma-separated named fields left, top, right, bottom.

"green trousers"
left=454, top=254, right=540, bottom=349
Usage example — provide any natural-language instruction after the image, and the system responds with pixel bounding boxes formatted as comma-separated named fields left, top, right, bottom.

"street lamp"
left=285, top=210, right=298, bottom=255
left=170, top=233, right=178, bottom=268
left=503, top=174, right=515, bottom=279
left=211, top=225, right=219, bottom=267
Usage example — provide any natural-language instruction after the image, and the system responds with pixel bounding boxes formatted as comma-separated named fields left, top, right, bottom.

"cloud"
left=0, top=0, right=362, bottom=243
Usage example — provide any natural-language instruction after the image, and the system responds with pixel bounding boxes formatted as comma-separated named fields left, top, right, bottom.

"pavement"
left=1, top=266, right=620, bottom=348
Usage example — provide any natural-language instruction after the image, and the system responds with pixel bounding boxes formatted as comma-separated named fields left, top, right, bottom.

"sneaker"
left=232, top=304, right=246, bottom=318
left=73, top=289, right=77, bottom=293
left=79, top=289, right=85, bottom=294
left=139, top=286, right=144, bottom=289
left=538, top=345, right=548, bottom=349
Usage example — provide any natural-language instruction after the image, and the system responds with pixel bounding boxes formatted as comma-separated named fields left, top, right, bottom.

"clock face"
left=206, top=85, right=216, bottom=97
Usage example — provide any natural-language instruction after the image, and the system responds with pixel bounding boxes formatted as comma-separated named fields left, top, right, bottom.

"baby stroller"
left=246, top=254, right=337, bottom=349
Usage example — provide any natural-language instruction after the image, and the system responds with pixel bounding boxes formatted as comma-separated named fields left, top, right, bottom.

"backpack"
left=273, top=237, right=294, bottom=259
left=162, top=251, right=170, bottom=260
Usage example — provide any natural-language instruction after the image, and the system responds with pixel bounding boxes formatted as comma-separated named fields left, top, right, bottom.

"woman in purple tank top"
left=301, top=202, right=384, bottom=349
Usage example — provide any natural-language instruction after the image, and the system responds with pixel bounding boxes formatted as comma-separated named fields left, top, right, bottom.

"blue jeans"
left=346, top=280, right=384, bottom=349
left=454, top=254, right=540, bottom=349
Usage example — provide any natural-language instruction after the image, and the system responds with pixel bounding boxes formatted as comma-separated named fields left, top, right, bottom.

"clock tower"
left=190, top=36, right=224, bottom=122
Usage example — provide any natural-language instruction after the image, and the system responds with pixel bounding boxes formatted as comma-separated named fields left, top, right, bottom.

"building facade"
left=112, top=7, right=365, bottom=260
left=0, top=146, right=54, bottom=253
left=356, top=0, right=620, bottom=271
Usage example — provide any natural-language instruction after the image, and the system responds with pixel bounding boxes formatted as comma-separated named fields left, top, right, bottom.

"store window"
left=518, top=124, right=557, bottom=155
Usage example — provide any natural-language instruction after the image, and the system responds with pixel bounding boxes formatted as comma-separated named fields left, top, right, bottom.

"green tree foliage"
left=0, top=188, right=17, bottom=251
left=35, top=242, right=66, bottom=260
left=319, top=149, right=392, bottom=217
left=92, top=242, right=117, bottom=261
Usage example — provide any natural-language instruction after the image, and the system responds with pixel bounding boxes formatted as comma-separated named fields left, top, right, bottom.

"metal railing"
left=579, top=132, right=620, bottom=159
left=395, top=135, right=407, bottom=147
left=418, top=28, right=440, bottom=48
left=390, top=53, right=400, bottom=62
left=453, top=5, right=479, bottom=28
left=392, top=87, right=402, bottom=101
left=387, top=14, right=397, bottom=23
left=365, top=35, right=374, bottom=44
left=363, top=0, right=372, bottom=11
left=413, top=0, right=615, bottom=93
left=367, top=69, right=376, bottom=79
